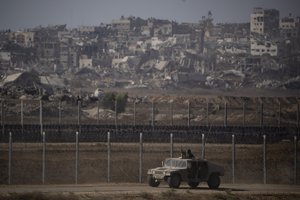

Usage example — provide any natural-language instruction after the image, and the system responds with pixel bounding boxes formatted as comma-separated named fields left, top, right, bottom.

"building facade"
left=280, top=16, right=299, bottom=38
left=112, top=18, right=131, bottom=33
left=250, top=7, right=279, bottom=36
left=250, top=39, right=277, bottom=57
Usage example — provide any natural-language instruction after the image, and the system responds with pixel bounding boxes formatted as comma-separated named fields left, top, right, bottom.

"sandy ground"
left=0, top=183, right=300, bottom=200
left=0, top=142, right=298, bottom=185
left=0, top=183, right=300, bottom=194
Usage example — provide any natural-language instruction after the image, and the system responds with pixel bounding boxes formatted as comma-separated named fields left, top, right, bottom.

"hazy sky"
left=1, top=0, right=300, bottom=30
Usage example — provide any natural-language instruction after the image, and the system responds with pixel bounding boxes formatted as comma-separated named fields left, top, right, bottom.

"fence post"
left=260, top=103, right=264, bottom=127
left=42, top=131, right=46, bottom=184
left=170, top=133, right=173, bottom=158
left=97, top=99, right=100, bottom=125
left=40, top=100, right=43, bottom=135
left=151, top=101, right=154, bottom=127
left=297, top=104, right=299, bottom=134
left=201, top=133, right=205, bottom=159
left=206, top=101, right=209, bottom=127
left=139, top=132, right=143, bottom=183
left=20, top=99, right=24, bottom=128
left=115, top=100, right=117, bottom=131
left=1, top=99, right=3, bottom=125
left=75, top=131, right=79, bottom=184
left=58, top=100, right=62, bottom=125
left=263, top=134, right=266, bottom=184
left=1, top=100, right=3, bottom=126
left=278, top=102, right=281, bottom=127
left=77, top=100, right=81, bottom=132
left=170, top=101, right=173, bottom=126
left=107, top=132, right=111, bottom=183
left=133, top=101, right=136, bottom=127
left=8, top=132, right=12, bottom=185
left=1, top=100, right=5, bottom=140
left=232, top=134, right=235, bottom=184
left=224, top=102, right=227, bottom=127
left=243, top=102, right=246, bottom=127
left=294, top=136, right=297, bottom=185
left=187, top=101, right=190, bottom=127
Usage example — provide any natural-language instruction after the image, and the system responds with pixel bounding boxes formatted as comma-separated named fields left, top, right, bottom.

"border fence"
left=0, top=97, right=299, bottom=127
left=0, top=97, right=299, bottom=185
left=0, top=131, right=299, bottom=185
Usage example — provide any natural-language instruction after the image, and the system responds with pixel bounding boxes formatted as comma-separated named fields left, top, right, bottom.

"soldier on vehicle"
left=187, top=149, right=195, bottom=159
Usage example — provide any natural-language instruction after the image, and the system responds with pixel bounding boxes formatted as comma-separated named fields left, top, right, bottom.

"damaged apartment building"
left=1, top=8, right=300, bottom=94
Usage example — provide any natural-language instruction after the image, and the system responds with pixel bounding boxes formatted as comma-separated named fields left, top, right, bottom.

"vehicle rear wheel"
left=188, top=181, right=199, bottom=188
left=207, top=174, right=220, bottom=189
left=167, top=174, right=181, bottom=188
left=147, top=175, right=160, bottom=187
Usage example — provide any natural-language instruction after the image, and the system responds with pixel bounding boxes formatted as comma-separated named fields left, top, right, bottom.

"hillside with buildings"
left=1, top=8, right=300, bottom=99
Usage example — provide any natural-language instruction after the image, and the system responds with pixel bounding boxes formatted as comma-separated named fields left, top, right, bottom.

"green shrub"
left=102, top=92, right=128, bottom=113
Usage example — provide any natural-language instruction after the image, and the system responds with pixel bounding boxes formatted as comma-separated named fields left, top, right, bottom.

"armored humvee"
left=147, top=157, right=224, bottom=189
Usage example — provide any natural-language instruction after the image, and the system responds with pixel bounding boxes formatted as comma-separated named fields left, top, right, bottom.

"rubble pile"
left=1, top=10, right=300, bottom=100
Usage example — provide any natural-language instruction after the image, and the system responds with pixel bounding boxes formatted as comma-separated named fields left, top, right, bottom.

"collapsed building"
left=0, top=9, right=300, bottom=94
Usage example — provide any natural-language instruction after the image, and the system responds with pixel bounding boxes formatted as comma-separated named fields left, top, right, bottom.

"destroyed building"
left=0, top=8, right=300, bottom=95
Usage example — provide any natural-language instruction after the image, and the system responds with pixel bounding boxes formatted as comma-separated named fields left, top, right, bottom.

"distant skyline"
left=1, top=0, right=300, bottom=30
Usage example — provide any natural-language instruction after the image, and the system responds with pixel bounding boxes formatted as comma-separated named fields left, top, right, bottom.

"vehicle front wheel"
left=167, top=174, right=181, bottom=188
left=147, top=175, right=160, bottom=187
left=188, top=181, right=199, bottom=188
left=207, top=174, right=220, bottom=189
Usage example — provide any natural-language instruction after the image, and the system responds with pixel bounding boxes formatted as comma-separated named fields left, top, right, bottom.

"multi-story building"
left=112, top=18, right=131, bottom=33
left=34, top=25, right=66, bottom=64
left=250, top=7, right=279, bottom=36
left=250, top=38, right=277, bottom=57
left=280, top=16, right=299, bottom=38
left=173, top=34, right=191, bottom=48
left=0, top=51, right=11, bottom=68
left=79, top=55, right=93, bottom=68
left=14, top=31, right=35, bottom=47
left=78, top=26, right=95, bottom=34
left=153, top=23, right=172, bottom=37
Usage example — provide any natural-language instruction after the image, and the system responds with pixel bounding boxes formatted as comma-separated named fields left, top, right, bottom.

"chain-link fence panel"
left=117, top=101, right=134, bottom=126
left=22, top=99, right=40, bottom=125
left=263, top=98, right=278, bottom=127
left=235, top=132, right=264, bottom=184
left=190, top=101, right=207, bottom=126
left=226, top=98, right=244, bottom=126
left=172, top=102, right=189, bottom=126
left=266, top=136, right=296, bottom=184
left=0, top=132, right=8, bottom=184
left=0, top=129, right=299, bottom=185
left=135, top=101, right=152, bottom=125
left=142, top=131, right=171, bottom=183
left=244, top=98, right=260, bottom=126
left=110, top=130, right=139, bottom=182
left=42, top=100, right=59, bottom=125
left=60, top=100, right=80, bottom=124
left=154, top=102, right=172, bottom=126
left=44, top=131, right=76, bottom=184
left=204, top=132, right=232, bottom=184
left=77, top=131, right=107, bottom=183
left=8, top=131, right=42, bottom=184
left=5, top=99, right=21, bottom=125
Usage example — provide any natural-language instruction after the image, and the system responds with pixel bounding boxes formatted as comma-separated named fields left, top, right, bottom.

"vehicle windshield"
left=164, top=159, right=187, bottom=169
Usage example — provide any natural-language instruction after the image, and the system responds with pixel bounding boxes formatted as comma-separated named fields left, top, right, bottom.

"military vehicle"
left=147, top=156, right=224, bottom=189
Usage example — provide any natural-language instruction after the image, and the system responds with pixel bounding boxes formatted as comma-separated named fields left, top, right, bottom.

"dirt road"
left=1, top=183, right=300, bottom=194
